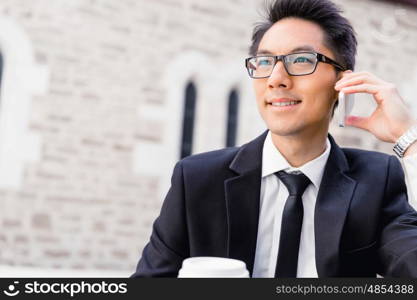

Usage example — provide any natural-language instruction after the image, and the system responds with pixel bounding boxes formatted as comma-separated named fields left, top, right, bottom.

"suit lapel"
left=225, top=130, right=267, bottom=276
left=224, top=132, right=356, bottom=277
left=315, top=135, right=357, bottom=277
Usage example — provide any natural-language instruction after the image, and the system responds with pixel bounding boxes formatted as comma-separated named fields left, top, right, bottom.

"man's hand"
left=335, top=71, right=417, bottom=146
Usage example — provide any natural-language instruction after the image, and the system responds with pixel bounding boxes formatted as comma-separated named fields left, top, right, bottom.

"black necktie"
left=274, top=170, right=311, bottom=277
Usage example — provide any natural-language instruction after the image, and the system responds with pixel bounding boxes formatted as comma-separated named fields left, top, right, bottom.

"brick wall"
left=0, top=0, right=415, bottom=275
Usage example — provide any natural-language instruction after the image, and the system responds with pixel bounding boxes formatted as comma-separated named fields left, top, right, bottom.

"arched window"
left=0, top=18, right=48, bottom=189
left=180, top=81, right=197, bottom=158
left=225, top=89, right=239, bottom=147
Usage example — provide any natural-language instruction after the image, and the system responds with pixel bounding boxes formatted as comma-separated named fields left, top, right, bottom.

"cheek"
left=299, top=78, right=337, bottom=111
left=253, top=80, right=267, bottom=102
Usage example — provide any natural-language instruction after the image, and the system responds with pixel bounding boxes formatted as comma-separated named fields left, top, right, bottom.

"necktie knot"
left=275, top=171, right=310, bottom=196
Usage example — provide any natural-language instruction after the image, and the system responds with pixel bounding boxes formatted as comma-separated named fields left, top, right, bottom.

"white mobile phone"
left=337, top=92, right=355, bottom=127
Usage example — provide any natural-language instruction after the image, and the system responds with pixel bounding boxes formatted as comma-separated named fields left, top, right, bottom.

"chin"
left=268, top=124, right=304, bottom=137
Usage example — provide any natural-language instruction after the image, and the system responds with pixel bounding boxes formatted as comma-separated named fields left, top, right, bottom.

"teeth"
left=271, top=101, right=300, bottom=107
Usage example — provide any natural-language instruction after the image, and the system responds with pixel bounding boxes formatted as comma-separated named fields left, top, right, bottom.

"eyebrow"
left=257, top=45, right=316, bottom=55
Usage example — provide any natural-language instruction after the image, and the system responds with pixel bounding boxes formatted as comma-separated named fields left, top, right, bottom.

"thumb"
left=345, top=115, right=369, bottom=130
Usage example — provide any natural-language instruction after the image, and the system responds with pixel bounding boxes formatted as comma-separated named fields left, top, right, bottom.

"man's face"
left=253, top=17, right=341, bottom=137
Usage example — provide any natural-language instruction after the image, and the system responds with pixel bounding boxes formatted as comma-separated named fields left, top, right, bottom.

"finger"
left=340, top=83, right=379, bottom=95
left=336, top=71, right=382, bottom=86
left=339, top=71, right=372, bottom=80
left=335, top=76, right=371, bottom=90
left=336, top=71, right=363, bottom=82
left=345, top=115, right=370, bottom=131
left=335, top=73, right=365, bottom=88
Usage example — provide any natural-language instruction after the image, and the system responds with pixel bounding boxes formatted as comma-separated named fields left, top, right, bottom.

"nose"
left=267, top=60, right=292, bottom=89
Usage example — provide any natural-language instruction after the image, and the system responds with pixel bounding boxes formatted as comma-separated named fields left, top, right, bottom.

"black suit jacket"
left=132, top=131, right=417, bottom=277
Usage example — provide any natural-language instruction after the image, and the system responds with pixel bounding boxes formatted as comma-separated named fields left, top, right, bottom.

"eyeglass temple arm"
left=317, top=53, right=346, bottom=71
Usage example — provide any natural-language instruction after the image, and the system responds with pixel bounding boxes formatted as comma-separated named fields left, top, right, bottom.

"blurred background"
left=0, top=0, right=415, bottom=277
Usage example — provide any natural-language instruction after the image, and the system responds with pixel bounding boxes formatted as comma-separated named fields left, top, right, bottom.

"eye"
left=257, top=58, right=272, bottom=66
left=293, top=56, right=313, bottom=64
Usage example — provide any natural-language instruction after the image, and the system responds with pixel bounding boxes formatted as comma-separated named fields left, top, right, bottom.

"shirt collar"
left=261, top=130, right=331, bottom=189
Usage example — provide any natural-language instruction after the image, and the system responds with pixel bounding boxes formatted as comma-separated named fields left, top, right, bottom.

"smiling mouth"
left=268, top=100, right=302, bottom=107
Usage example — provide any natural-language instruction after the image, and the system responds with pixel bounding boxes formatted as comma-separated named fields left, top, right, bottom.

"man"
left=132, top=0, right=417, bottom=277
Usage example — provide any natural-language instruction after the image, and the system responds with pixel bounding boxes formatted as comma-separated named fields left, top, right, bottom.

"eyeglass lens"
left=247, top=53, right=318, bottom=77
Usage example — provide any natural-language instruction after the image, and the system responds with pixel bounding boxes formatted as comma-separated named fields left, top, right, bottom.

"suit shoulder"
left=342, top=147, right=392, bottom=159
left=179, top=147, right=239, bottom=171
left=341, top=147, right=393, bottom=169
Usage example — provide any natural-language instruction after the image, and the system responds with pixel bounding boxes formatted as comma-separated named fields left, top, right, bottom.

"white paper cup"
left=178, top=257, right=250, bottom=278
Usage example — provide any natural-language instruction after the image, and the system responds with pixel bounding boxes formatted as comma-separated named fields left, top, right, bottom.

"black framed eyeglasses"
left=245, top=52, right=346, bottom=78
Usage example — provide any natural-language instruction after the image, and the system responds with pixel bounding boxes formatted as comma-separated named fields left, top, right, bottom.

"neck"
left=270, top=126, right=329, bottom=168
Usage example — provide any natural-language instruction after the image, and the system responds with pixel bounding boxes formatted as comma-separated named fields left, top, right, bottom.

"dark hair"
left=249, top=0, right=357, bottom=71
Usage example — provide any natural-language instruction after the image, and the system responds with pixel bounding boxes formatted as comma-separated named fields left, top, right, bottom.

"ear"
left=337, top=69, right=353, bottom=80
left=336, top=73, right=343, bottom=81
left=335, top=71, right=344, bottom=81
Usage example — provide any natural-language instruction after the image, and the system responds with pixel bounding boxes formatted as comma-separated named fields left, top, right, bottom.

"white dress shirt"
left=401, top=154, right=417, bottom=209
left=252, top=131, right=417, bottom=278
